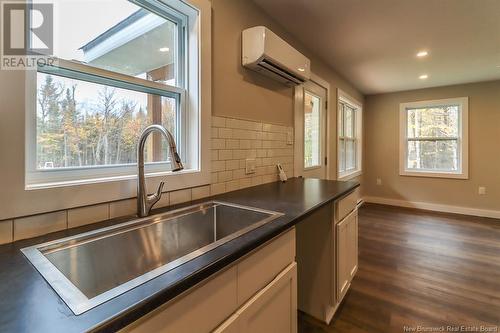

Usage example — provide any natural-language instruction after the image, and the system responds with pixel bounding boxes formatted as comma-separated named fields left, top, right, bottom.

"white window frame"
left=303, top=90, right=323, bottom=170
left=25, top=0, right=211, bottom=190
left=399, top=97, right=469, bottom=179
left=337, top=89, right=362, bottom=181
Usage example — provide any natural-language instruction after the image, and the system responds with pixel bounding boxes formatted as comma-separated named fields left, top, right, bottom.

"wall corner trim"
left=363, top=196, right=500, bottom=220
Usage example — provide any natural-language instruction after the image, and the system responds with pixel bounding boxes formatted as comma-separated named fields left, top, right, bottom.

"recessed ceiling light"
left=159, top=47, right=170, bottom=52
left=419, top=74, right=429, bottom=80
left=417, top=50, right=428, bottom=57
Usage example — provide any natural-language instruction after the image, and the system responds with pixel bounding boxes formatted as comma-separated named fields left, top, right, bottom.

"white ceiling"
left=253, top=0, right=500, bottom=94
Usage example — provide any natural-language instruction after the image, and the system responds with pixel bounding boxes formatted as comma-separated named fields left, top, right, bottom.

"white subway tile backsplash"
left=262, top=123, right=288, bottom=133
left=218, top=128, right=233, bottom=139
left=170, top=189, right=192, bottom=206
left=211, top=183, right=226, bottom=195
left=109, top=199, right=137, bottom=219
left=68, top=203, right=109, bottom=228
left=192, top=185, right=211, bottom=200
left=209, top=115, right=294, bottom=197
left=226, top=118, right=262, bottom=131
left=251, top=176, right=263, bottom=186
left=212, top=160, right=226, bottom=172
left=156, top=192, right=170, bottom=208
left=218, top=171, right=233, bottom=182
left=239, top=140, right=252, bottom=149
left=225, top=160, right=240, bottom=170
left=212, top=116, right=226, bottom=128
left=225, top=139, right=240, bottom=149
left=211, top=172, right=219, bottom=184
left=211, top=150, right=219, bottom=161
left=0, top=220, right=13, bottom=245
left=218, top=150, right=233, bottom=160
left=14, top=211, right=67, bottom=241
left=263, top=174, right=279, bottom=183
left=225, top=180, right=240, bottom=192
left=239, top=178, right=252, bottom=189
left=212, top=138, right=226, bottom=149
left=232, top=129, right=259, bottom=140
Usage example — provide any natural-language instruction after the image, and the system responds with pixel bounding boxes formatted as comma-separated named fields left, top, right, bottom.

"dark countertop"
left=0, top=178, right=359, bottom=333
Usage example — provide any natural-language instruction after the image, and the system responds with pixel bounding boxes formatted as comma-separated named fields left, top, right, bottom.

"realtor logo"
left=1, top=2, right=55, bottom=69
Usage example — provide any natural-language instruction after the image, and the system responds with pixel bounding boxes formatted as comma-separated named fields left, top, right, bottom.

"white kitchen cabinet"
left=121, top=229, right=296, bottom=333
left=295, top=204, right=334, bottom=322
left=296, top=188, right=359, bottom=324
left=121, top=266, right=238, bottom=333
left=336, top=209, right=358, bottom=301
left=214, top=263, right=297, bottom=333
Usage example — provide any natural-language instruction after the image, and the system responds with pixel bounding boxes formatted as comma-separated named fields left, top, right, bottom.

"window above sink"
left=25, top=0, right=210, bottom=190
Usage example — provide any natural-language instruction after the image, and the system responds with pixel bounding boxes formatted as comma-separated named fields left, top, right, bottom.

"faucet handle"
left=146, top=181, right=165, bottom=213
left=155, top=181, right=165, bottom=199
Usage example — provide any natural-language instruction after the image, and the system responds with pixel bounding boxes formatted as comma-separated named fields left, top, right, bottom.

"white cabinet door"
left=348, top=210, right=358, bottom=280
left=336, top=209, right=358, bottom=301
left=215, top=263, right=298, bottom=333
left=121, top=267, right=238, bottom=333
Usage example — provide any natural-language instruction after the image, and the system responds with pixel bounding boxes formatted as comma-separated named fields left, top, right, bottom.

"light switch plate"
left=245, top=158, right=256, bottom=174
left=478, top=186, right=486, bottom=195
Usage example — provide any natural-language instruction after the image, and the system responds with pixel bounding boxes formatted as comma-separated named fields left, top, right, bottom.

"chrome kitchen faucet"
left=137, top=124, right=184, bottom=217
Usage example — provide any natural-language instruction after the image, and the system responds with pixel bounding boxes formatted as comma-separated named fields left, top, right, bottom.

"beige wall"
left=212, top=0, right=363, bottom=126
left=212, top=0, right=363, bottom=180
left=0, top=0, right=363, bottom=221
left=363, top=80, right=500, bottom=211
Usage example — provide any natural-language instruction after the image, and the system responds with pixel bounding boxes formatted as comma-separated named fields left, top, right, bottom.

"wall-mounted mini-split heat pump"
left=242, top=26, right=311, bottom=86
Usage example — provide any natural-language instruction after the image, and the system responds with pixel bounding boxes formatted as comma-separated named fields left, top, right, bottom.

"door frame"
left=293, top=73, right=332, bottom=179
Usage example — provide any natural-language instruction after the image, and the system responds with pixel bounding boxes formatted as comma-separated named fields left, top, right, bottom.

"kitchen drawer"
left=214, top=263, right=298, bottom=333
left=121, top=266, right=238, bottom=333
left=335, top=189, right=359, bottom=222
left=237, top=228, right=296, bottom=306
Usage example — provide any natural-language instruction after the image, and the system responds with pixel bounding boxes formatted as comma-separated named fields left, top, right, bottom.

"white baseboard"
left=363, top=196, right=500, bottom=220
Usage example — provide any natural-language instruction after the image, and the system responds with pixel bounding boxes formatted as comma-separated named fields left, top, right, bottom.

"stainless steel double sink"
left=22, top=201, right=283, bottom=315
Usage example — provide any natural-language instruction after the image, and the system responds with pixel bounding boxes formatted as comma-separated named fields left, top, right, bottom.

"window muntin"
left=304, top=92, right=321, bottom=168
left=400, top=98, right=468, bottom=178
left=338, top=101, right=358, bottom=175
left=26, top=0, right=201, bottom=188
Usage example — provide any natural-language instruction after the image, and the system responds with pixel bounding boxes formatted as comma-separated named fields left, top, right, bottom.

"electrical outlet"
left=376, top=178, right=382, bottom=186
left=245, top=158, right=256, bottom=174
left=478, top=186, right=486, bottom=195
left=286, top=130, right=294, bottom=145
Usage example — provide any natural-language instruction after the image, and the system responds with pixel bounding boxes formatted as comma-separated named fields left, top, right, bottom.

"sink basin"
left=21, top=201, right=283, bottom=315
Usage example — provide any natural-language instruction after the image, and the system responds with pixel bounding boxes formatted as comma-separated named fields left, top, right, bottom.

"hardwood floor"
left=299, top=203, right=500, bottom=333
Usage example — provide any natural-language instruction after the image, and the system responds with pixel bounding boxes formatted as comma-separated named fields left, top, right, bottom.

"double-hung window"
left=399, top=97, right=469, bottom=179
left=337, top=92, right=362, bottom=180
left=26, top=0, right=205, bottom=189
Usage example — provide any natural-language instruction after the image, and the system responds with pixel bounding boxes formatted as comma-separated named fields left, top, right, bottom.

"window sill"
left=400, top=170, right=468, bottom=180
left=338, top=170, right=362, bottom=181
left=26, top=168, right=206, bottom=191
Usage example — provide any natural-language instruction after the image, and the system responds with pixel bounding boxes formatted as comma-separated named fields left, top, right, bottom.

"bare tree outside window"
left=36, top=73, right=176, bottom=170
left=406, top=105, right=459, bottom=171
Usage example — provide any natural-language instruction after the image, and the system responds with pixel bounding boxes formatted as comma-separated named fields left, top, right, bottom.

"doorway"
left=294, top=79, right=329, bottom=179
